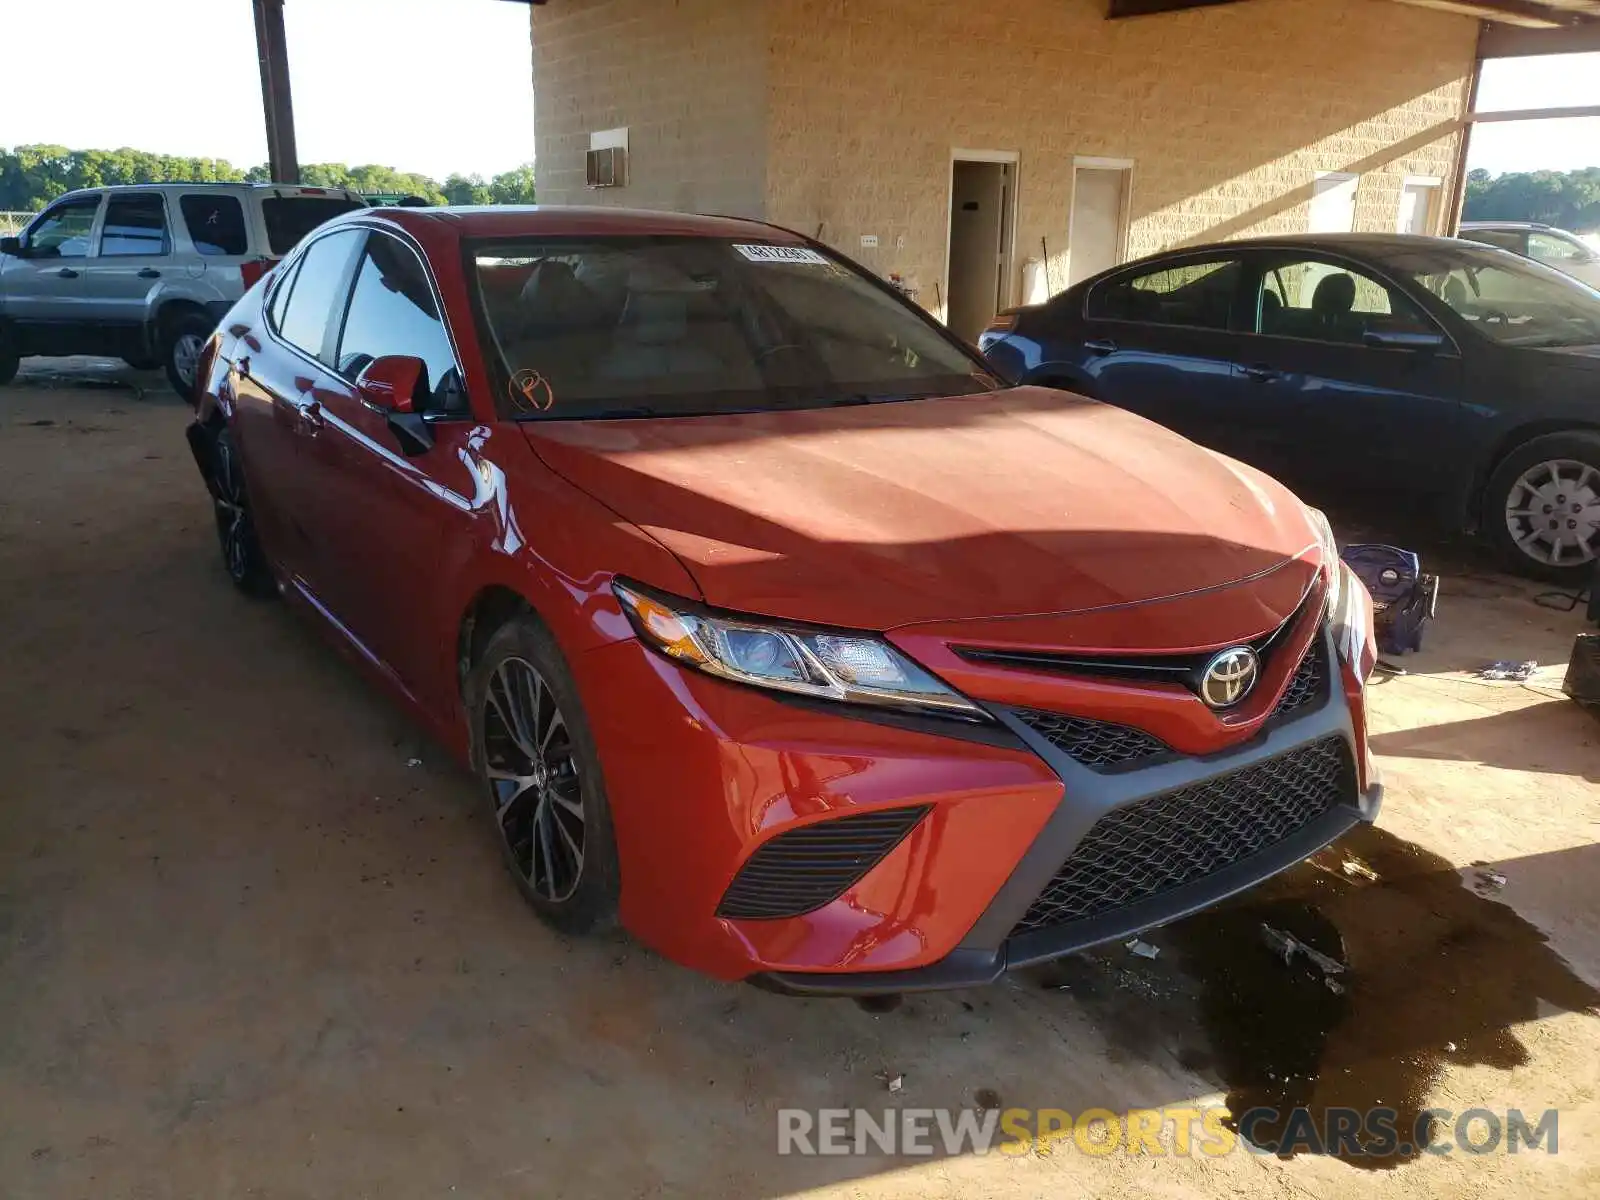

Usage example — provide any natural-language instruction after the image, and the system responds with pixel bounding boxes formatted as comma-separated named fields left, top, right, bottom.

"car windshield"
left=469, top=236, right=1000, bottom=419
left=1387, top=244, right=1600, bottom=348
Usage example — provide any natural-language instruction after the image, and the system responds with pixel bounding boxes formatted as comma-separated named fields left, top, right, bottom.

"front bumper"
left=574, top=626, right=1378, bottom=994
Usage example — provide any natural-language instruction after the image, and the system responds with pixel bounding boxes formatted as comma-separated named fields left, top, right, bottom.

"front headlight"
left=1305, top=506, right=1375, bottom=682
left=613, top=581, right=989, bottom=720
left=1306, top=506, right=1342, bottom=619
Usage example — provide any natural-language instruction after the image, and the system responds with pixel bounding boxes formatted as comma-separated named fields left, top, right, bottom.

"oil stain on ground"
left=1031, top=825, right=1599, bottom=1169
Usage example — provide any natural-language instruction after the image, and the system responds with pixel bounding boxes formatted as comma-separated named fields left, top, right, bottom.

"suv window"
left=1086, top=259, right=1240, bottom=330
left=335, top=232, right=463, bottom=411
left=24, top=197, right=100, bottom=258
left=180, top=194, right=249, bottom=256
left=275, top=230, right=363, bottom=361
left=261, top=196, right=365, bottom=256
left=1528, top=230, right=1591, bottom=267
left=100, top=193, right=170, bottom=257
left=1462, top=229, right=1526, bottom=255
left=1255, top=258, right=1432, bottom=344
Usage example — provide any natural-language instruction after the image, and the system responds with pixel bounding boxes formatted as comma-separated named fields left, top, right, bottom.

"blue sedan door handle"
left=1084, top=339, right=1117, bottom=356
left=1240, top=364, right=1280, bottom=382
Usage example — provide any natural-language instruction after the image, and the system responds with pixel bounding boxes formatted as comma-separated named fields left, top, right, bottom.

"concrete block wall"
left=532, top=0, right=1477, bottom=316
left=530, top=0, right=769, bottom=217
left=766, top=0, right=1476, bottom=315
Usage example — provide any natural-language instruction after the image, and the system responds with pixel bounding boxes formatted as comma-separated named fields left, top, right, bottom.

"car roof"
left=352, top=204, right=808, bottom=244
left=1460, top=221, right=1553, bottom=231
left=50, top=182, right=365, bottom=201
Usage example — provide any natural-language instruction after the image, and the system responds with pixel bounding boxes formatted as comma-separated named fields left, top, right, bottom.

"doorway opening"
left=1067, top=159, right=1132, bottom=287
left=945, top=153, right=1016, bottom=342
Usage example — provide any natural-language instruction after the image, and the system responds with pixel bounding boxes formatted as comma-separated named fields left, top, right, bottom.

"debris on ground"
left=1125, top=938, right=1160, bottom=960
left=1475, top=868, right=1508, bottom=891
left=1477, top=660, right=1538, bottom=681
left=1341, top=858, right=1379, bottom=882
left=1261, top=923, right=1347, bottom=990
left=406, top=757, right=423, bottom=768
left=875, top=1070, right=904, bottom=1093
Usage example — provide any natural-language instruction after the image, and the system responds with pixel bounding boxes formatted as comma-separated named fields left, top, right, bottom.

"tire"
left=465, top=614, right=620, bottom=936
left=162, top=311, right=214, bottom=399
left=210, top=425, right=276, bottom=597
left=1484, top=430, right=1600, bottom=584
left=123, top=355, right=159, bottom=371
left=0, top=349, right=17, bottom=387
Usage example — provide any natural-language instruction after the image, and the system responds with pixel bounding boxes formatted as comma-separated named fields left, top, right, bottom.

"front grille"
left=1272, top=638, right=1327, bottom=719
left=716, top=805, right=930, bottom=920
left=1010, top=737, right=1353, bottom=935
left=1014, top=709, right=1171, bottom=771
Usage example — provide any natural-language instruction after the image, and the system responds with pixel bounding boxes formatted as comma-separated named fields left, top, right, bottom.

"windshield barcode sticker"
left=734, top=244, right=829, bottom=265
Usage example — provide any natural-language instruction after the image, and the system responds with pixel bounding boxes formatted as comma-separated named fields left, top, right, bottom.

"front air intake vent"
left=716, top=806, right=930, bottom=920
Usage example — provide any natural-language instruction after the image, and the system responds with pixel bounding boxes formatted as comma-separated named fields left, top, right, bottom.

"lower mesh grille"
left=1014, top=709, right=1171, bottom=771
left=1273, top=637, right=1327, bottom=718
left=716, top=806, right=930, bottom=920
left=1011, top=737, right=1353, bottom=935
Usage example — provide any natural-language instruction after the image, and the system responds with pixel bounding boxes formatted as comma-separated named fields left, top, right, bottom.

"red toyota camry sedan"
left=186, top=205, right=1380, bottom=994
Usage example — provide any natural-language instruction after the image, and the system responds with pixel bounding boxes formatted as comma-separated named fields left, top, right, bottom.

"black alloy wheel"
left=210, top=427, right=275, bottom=596
left=467, top=616, right=620, bottom=934
left=483, top=656, right=588, bottom=903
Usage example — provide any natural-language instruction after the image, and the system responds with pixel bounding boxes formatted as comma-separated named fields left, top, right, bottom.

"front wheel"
left=210, top=426, right=276, bottom=597
left=1484, top=430, right=1600, bottom=583
left=163, top=312, right=213, bottom=399
left=465, top=615, right=620, bottom=936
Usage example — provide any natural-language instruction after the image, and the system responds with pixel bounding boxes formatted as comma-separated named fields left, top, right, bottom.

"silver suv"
left=0, top=183, right=366, bottom=396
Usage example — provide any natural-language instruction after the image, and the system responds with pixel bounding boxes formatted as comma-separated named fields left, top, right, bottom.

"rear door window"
left=274, top=230, right=364, bottom=361
left=99, top=193, right=170, bottom=256
left=1086, top=259, right=1242, bottom=330
left=180, top=195, right=249, bottom=256
left=1253, top=257, right=1434, bottom=344
left=260, top=197, right=365, bottom=255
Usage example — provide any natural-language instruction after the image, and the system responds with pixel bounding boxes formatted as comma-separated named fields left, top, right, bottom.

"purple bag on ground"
left=1339, top=543, right=1439, bottom=655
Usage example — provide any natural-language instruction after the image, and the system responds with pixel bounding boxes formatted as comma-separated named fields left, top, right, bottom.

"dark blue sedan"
left=981, top=234, right=1600, bottom=582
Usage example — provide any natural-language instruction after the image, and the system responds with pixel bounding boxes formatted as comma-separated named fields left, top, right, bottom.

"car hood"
left=520, top=388, right=1319, bottom=631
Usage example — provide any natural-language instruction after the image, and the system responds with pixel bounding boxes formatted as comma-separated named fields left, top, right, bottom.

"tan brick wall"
left=530, top=0, right=769, bottom=216
left=767, top=0, right=1476, bottom=316
left=533, top=0, right=1476, bottom=317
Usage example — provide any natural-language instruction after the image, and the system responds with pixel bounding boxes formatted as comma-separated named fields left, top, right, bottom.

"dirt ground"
left=2, top=366, right=1598, bottom=1199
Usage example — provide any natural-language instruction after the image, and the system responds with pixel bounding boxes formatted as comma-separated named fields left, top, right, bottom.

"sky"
left=1470, top=52, right=1600, bottom=175
left=0, top=3, right=1593, bottom=181
left=0, top=0, right=536, bottom=180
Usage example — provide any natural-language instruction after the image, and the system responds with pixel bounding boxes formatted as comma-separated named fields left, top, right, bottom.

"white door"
left=1397, top=182, right=1437, bottom=236
left=1310, top=173, right=1358, bottom=234
left=1067, top=167, right=1129, bottom=286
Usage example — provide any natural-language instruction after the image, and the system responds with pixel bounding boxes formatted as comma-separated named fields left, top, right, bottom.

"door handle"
left=137, top=267, right=161, bottom=279
left=1240, top=364, right=1280, bottom=382
left=56, top=267, right=79, bottom=279
left=298, top=400, right=324, bottom=430
left=1084, top=339, right=1118, bottom=356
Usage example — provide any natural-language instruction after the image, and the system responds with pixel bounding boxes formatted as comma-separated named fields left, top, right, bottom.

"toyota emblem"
left=1199, top=646, right=1259, bottom=709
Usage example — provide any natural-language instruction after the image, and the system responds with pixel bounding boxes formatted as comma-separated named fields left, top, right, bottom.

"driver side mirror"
left=355, top=354, right=426, bottom=413
left=355, top=354, right=434, bottom=455
left=0, top=236, right=21, bottom=257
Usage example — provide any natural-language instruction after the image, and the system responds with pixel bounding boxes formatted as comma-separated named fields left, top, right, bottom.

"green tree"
left=1464, top=167, right=1600, bottom=232
left=0, top=144, right=538, bottom=211
left=488, top=163, right=537, bottom=205
left=443, top=172, right=493, bottom=206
